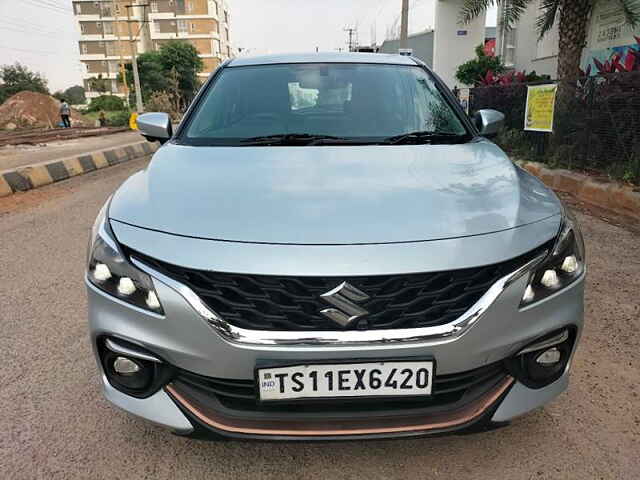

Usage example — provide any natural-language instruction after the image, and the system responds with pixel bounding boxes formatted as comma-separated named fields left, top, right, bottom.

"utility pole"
left=400, top=0, right=409, bottom=50
left=114, top=2, right=130, bottom=107
left=126, top=3, right=144, bottom=113
left=344, top=26, right=357, bottom=52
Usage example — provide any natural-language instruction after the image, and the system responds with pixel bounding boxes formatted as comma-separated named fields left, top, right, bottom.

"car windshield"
left=180, top=63, right=469, bottom=146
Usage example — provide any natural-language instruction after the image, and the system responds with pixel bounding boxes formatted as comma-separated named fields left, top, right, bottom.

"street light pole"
left=126, top=3, right=144, bottom=113
left=400, top=0, right=409, bottom=50
left=114, top=4, right=130, bottom=107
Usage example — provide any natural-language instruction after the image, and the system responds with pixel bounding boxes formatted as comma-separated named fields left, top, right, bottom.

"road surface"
left=0, top=158, right=638, bottom=479
left=0, top=131, right=140, bottom=171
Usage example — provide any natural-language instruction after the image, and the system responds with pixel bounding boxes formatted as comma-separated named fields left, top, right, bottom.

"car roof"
left=228, top=52, right=419, bottom=67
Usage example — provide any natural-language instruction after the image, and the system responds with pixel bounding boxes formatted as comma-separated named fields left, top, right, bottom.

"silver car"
left=86, top=53, right=585, bottom=440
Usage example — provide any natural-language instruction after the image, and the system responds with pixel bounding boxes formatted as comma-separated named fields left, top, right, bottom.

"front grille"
left=131, top=242, right=550, bottom=331
left=171, top=362, right=508, bottom=416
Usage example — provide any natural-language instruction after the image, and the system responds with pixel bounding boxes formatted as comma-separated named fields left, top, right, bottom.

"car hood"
left=109, top=140, right=561, bottom=245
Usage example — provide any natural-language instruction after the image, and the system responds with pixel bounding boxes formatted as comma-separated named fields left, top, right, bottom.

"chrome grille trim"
left=131, top=252, right=546, bottom=347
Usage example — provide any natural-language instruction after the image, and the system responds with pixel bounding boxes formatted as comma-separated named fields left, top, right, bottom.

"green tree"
left=87, top=95, right=126, bottom=112
left=0, top=63, right=49, bottom=104
left=456, top=44, right=506, bottom=85
left=120, top=41, right=202, bottom=109
left=120, top=51, right=168, bottom=102
left=460, top=0, right=640, bottom=81
left=157, top=41, right=203, bottom=107
left=64, top=85, right=86, bottom=105
left=88, top=74, right=110, bottom=94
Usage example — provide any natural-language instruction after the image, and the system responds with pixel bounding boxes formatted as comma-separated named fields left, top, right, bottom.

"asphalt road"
left=1, top=158, right=639, bottom=479
left=0, top=131, right=140, bottom=171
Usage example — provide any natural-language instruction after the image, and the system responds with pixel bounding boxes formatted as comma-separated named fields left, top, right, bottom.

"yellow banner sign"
left=129, top=112, right=138, bottom=131
left=524, top=84, right=558, bottom=132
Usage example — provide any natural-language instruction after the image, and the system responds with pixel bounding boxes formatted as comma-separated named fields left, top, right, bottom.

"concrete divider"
left=517, top=160, right=640, bottom=220
left=0, top=141, right=158, bottom=198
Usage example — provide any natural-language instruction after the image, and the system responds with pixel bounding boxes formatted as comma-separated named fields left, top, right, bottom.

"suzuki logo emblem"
left=320, top=282, right=370, bottom=327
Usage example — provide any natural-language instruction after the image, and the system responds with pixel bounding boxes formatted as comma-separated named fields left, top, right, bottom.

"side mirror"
left=137, top=112, right=173, bottom=144
left=473, top=109, right=505, bottom=138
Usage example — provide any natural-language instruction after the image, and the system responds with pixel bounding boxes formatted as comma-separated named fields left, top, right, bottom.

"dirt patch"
left=558, top=192, right=640, bottom=235
left=0, top=91, right=91, bottom=130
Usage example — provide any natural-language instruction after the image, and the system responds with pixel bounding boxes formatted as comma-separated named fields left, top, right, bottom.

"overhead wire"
left=0, top=19, right=76, bottom=38
left=0, top=44, right=59, bottom=55
left=22, top=0, right=73, bottom=15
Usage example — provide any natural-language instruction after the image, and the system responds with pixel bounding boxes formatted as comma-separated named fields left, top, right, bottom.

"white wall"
left=510, top=1, right=558, bottom=77
left=433, top=0, right=486, bottom=87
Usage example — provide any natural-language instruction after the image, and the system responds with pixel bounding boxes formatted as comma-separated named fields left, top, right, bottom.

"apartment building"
left=73, top=0, right=233, bottom=99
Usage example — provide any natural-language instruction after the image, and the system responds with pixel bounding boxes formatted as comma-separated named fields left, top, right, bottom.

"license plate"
left=257, top=360, right=434, bottom=401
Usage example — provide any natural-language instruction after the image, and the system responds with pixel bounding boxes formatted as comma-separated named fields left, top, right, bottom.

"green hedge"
left=106, top=110, right=131, bottom=127
left=87, top=95, right=126, bottom=112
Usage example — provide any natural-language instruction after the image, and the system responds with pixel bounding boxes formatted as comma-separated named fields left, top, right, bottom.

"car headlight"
left=87, top=200, right=164, bottom=314
left=521, top=205, right=585, bottom=307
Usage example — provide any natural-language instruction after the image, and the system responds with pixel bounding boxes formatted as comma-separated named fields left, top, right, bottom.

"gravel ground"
left=0, top=158, right=638, bottom=479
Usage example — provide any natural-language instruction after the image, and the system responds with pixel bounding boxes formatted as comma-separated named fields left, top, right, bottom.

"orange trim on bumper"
left=166, top=376, right=514, bottom=437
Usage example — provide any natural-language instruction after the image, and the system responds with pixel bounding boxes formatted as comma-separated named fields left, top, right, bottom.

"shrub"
left=145, top=91, right=174, bottom=115
left=144, top=90, right=182, bottom=121
left=455, top=45, right=506, bottom=86
left=472, top=71, right=640, bottom=184
left=495, top=128, right=537, bottom=160
left=106, top=110, right=131, bottom=127
left=88, top=95, right=125, bottom=112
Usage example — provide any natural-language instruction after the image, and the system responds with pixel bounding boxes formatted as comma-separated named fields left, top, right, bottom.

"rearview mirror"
left=137, top=112, right=173, bottom=144
left=473, top=109, right=505, bottom=138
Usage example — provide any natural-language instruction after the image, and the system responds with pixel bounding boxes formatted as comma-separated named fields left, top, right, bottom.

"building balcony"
left=75, top=14, right=142, bottom=20
left=73, top=13, right=102, bottom=20
left=78, top=33, right=108, bottom=41
left=149, top=12, right=217, bottom=20
left=83, top=71, right=118, bottom=80
left=198, top=53, right=223, bottom=59
left=174, top=13, right=217, bottom=19
left=150, top=31, right=220, bottom=40
left=79, top=53, right=109, bottom=60
left=86, top=91, right=127, bottom=99
left=79, top=33, right=144, bottom=41
left=103, top=54, right=133, bottom=61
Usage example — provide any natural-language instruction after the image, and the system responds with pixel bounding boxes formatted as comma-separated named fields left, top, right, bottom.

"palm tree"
left=460, top=0, right=640, bottom=80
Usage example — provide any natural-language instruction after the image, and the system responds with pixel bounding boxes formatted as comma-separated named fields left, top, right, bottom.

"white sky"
left=0, top=0, right=497, bottom=92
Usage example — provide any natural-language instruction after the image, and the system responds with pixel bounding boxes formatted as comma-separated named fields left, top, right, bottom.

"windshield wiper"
left=383, top=131, right=468, bottom=145
left=239, top=133, right=349, bottom=146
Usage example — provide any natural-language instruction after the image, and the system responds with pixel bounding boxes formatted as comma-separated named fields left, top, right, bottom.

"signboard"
left=459, top=88, right=470, bottom=114
left=592, top=5, right=628, bottom=49
left=524, top=84, right=557, bottom=132
left=129, top=112, right=138, bottom=130
left=582, top=3, right=639, bottom=73
left=457, top=30, right=468, bottom=36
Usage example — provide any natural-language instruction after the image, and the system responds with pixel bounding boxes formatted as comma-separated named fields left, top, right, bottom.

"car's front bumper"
left=87, top=262, right=584, bottom=440
left=99, top=367, right=569, bottom=440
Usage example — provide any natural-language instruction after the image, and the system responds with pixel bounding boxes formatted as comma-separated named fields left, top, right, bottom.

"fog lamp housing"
left=113, top=356, right=141, bottom=375
left=536, top=347, right=561, bottom=366
left=504, top=328, right=576, bottom=389
left=99, top=338, right=175, bottom=398
left=104, top=350, right=154, bottom=392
